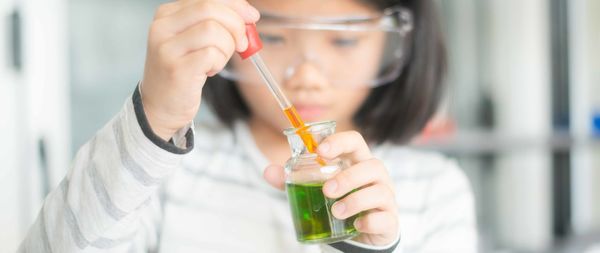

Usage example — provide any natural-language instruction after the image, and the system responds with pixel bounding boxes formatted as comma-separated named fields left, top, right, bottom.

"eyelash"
left=332, top=38, right=359, bottom=47
left=259, top=33, right=285, bottom=45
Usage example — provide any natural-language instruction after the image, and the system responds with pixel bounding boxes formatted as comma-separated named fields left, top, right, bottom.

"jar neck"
left=284, top=121, right=336, bottom=157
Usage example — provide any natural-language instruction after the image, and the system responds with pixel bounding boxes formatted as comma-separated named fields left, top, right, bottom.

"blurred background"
left=0, top=0, right=598, bottom=252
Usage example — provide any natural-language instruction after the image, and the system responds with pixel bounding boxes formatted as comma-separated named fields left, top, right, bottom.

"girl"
left=19, top=0, right=477, bottom=252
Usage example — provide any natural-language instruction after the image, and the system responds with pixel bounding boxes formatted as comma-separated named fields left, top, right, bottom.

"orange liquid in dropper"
left=283, top=106, right=317, bottom=152
left=283, top=106, right=326, bottom=165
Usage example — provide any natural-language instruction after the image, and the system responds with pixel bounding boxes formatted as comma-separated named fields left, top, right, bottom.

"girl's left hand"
left=263, top=131, right=399, bottom=246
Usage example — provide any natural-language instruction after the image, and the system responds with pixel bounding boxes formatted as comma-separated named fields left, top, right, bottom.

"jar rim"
left=282, top=120, right=336, bottom=136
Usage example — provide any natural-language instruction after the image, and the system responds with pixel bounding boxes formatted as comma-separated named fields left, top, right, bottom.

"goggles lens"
left=219, top=7, right=413, bottom=88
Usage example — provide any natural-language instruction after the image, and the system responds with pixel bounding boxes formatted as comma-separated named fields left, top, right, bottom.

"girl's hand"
left=141, top=0, right=260, bottom=140
left=264, top=131, right=399, bottom=246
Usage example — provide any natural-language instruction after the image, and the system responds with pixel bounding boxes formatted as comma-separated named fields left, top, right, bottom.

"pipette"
left=239, top=24, right=321, bottom=156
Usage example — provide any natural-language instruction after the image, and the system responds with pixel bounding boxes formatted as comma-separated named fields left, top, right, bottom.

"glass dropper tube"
left=240, top=24, right=321, bottom=156
left=249, top=54, right=290, bottom=109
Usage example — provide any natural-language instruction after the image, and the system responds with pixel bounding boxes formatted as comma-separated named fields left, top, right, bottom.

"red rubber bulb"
left=239, top=24, right=263, bottom=59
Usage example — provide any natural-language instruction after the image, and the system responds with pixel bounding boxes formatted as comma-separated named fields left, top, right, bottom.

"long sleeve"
left=18, top=87, right=193, bottom=252
left=415, top=160, right=478, bottom=252
left=320, top=234, right=401, bottom=253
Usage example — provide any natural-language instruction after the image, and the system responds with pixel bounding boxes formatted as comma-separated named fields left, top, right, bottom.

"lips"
left=294, top=104, right=328, bottom=121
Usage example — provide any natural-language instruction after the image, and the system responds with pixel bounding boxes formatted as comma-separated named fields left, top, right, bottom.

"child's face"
left=236, top=0, right=385, bottom=132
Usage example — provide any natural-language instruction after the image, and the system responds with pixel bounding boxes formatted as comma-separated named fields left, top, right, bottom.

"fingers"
left=153, top=2, right=182, bottom=19
left=157, top=0, right=259, bottom=22
left=176, top=47, right=228, bottom=81
left=330, top=183, right=396, bottom=219
left=219, top=0, right=261, bottom=22
left=157, top=46, right=227, bottom=88
left=263, top=164, right=286, bottom=191
left=323, top=158, right=391, bottom=199
left=139, top=0, right=259, bottom=142
left=354, top=211, right=399, bottom=235
left=175, top=0, right=259, bottom=22
left=317, top=131, right=373, bottom=163
left=152, top=0, right=258, bottom=51
left=161, top=20, right=236, bottom=60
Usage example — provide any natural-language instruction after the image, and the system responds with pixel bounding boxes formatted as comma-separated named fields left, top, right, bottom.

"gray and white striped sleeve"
left=417, top=160, right=478, bottom=252
left=18, top=87, right=193, bottom=253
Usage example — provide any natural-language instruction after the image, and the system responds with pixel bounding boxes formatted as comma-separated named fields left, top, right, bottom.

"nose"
left=283, top=59, right=330, bottom=92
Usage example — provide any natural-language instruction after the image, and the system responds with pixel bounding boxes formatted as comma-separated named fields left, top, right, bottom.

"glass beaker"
left=283, top=121, right=359, bottom=244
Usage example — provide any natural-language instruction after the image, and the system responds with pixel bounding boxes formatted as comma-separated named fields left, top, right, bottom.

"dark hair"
left=203, top=0, right=447, bottom=144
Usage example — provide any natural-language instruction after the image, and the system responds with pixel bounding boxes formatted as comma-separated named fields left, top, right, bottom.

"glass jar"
left=283, top=121, right=359, bottom=244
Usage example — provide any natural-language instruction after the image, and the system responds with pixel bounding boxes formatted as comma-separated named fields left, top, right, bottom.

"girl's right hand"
left=140, top=0, right=260, bottom=140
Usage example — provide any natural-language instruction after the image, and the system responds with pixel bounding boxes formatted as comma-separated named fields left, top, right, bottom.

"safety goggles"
left=219, top=7, right=413, bottom=88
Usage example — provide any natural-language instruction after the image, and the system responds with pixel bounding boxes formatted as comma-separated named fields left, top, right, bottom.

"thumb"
left=263, top=164, right=286, bottom=191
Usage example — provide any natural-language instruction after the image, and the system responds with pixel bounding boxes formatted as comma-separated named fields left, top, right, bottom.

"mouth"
left=294, top=104, right=328, bottom=121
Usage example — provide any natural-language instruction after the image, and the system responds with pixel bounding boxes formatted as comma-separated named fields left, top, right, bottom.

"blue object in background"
left=593, top=112, right=600, bottom=137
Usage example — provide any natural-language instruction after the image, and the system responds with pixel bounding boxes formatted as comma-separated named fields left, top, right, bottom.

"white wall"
left=0, top=0, right=69, bottom=251
left=441, top=0, right=481, bottom=128
left=487, top=0, right=553, bottom=251
left=0, top=0, right=23, bottom=251
left=570, top=0, right=600, bottom=235
left=22, top=0, right=70, bottom=187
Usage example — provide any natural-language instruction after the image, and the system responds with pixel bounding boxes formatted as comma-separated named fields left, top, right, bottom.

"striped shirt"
left=18, top=89, right=477, bottom=252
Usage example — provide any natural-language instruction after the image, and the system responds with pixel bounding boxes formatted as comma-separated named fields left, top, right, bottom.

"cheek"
left=353, top=34, right=387, bottom=83
left=331, top=88, right=370, bottom=118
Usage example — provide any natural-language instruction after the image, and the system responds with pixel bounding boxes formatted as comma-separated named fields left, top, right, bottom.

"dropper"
left=239, top=25, right=290, bottom=111
left=239, top=24, right=321, bottom=156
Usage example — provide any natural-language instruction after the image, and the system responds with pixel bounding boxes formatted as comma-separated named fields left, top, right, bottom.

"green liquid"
left=286, top=182, right=358, bottom=244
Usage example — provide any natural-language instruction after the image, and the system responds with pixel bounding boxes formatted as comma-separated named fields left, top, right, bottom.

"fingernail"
left=324, top=179, right=338, bottom=195
left=332, top=202, right=346, bottom=217
left=318, top=143, right=330, bottom=154
left=354, top=219, right=362, bottom=230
